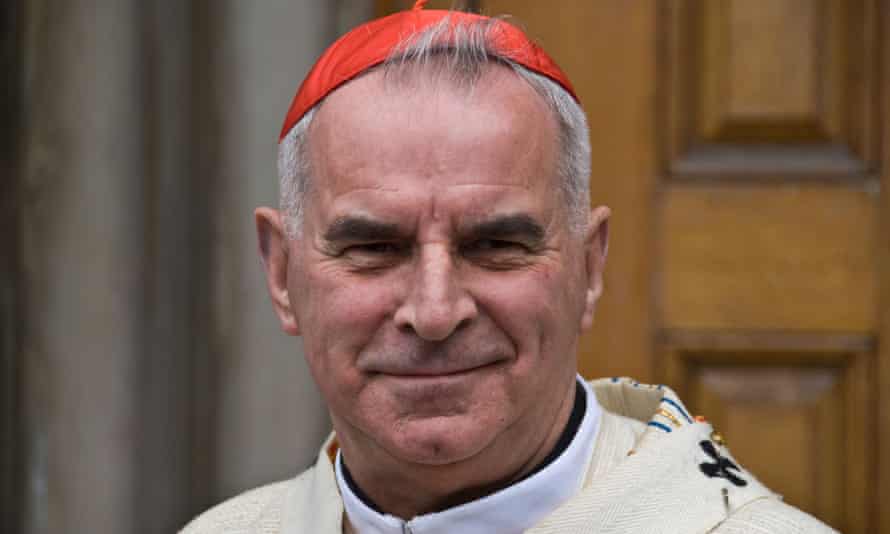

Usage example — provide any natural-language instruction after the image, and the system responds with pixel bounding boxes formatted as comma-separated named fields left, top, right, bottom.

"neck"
left=336, top=377, right=578, bottom=519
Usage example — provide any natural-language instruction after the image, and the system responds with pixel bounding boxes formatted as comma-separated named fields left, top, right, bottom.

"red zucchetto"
left=279, top=0, right=577, bottom=141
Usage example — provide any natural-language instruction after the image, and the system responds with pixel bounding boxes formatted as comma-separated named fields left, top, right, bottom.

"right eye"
left=345, top=242, right=401, bottom=255
left=339, top=242, right=409, bottom=270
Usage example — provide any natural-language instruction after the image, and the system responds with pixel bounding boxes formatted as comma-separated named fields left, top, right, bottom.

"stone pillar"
left=21, top=2, right=145, bottom=532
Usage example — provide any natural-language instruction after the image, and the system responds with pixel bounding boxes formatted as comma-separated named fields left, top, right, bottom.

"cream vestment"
left=182, top=378, right=837, bottom=533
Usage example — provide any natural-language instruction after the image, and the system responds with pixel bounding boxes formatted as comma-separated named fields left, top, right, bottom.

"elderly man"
left=184, top=3, right=835, bottom=533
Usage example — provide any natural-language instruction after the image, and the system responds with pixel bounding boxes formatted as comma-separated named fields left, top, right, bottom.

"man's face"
left=261, top=67, right=608, bottom=472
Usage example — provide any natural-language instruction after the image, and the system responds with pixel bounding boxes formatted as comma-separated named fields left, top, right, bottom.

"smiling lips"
left=366, top=355, right=507, bottom=378
left=384, top=362, right=502, bottom=378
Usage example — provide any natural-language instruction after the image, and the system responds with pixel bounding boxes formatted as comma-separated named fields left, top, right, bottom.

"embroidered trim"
left=655, top=408, right=682, bottom=428
left=660, top=397, right=693, bottom=423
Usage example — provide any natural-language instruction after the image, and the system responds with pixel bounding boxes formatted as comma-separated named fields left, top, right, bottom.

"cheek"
left=471, top=265, right=579, bottom=363
left=292, top=267, right=403, bottom=371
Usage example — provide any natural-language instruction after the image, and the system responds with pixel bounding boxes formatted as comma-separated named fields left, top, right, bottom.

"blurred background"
left=2, top=1, right=888, bottom=532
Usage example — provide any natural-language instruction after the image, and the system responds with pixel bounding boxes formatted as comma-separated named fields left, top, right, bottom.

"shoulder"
left=180, top=469, right=314, bottom=534
left=586, top=378, right=839, bottom=533
left=714, top=497, right=838, bottom=533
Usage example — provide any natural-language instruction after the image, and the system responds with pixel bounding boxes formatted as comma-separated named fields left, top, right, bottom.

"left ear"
left=580, top=205, right=611, bottom=330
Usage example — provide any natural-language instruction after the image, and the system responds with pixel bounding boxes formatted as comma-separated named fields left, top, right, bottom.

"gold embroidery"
left=655, top=408, right=682, bottom=427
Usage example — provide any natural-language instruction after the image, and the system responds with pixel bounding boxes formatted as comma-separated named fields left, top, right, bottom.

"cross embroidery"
left=699, top=440, right=747, bottom=487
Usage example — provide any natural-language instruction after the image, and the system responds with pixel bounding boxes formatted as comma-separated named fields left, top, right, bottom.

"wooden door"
left=380, top=1, right=889, bottom=531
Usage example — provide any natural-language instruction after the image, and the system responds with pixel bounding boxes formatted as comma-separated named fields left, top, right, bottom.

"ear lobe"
left=255, top=207, right=301, bottom=335
left=580, top=206, right=611, bottom=331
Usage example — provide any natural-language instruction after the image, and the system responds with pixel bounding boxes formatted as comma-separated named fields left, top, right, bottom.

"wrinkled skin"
left=256, top=66, right=610, bottom=519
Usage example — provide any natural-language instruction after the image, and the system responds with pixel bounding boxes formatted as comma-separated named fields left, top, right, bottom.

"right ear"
left=255, top=207, right=300, bottom=335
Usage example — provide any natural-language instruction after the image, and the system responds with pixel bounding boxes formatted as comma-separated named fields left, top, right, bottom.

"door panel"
left=667, top=0, right=881, bottom=161
left=662, top=333, right=874, bottom=530
left=661, top=185, right=878, bottom=331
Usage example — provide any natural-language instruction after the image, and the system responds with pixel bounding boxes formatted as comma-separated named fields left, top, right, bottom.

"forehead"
left=306, top=66, right=560, bottom=201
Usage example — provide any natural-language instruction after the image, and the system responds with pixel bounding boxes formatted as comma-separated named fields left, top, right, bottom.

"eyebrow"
left=322, top=213, right=546, bottom=244
left=464, top=214, right=545, bottom=242
left=323, top=215, right=404, bottom=242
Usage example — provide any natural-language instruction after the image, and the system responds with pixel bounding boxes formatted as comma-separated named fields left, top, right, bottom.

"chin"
left=381, top=413, right=503, bottom=467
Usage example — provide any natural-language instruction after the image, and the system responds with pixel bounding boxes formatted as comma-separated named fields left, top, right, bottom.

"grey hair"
left=278, top=15, right=591, bottom=238
left=278, top=106, right=316, bottom=238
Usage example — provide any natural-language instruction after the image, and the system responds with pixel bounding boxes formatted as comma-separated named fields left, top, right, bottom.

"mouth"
left=371, top=359, right=505, bottom=379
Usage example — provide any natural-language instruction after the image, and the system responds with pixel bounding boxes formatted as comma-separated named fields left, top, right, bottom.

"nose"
left=393, top=244, right=477, bottom=341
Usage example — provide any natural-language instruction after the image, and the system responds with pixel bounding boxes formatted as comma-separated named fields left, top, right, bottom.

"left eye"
left=465, top=239, right=524, bottom=252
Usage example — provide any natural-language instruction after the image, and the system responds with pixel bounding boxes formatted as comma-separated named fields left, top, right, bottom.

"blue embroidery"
left=648, top=421, right=672, bottom=433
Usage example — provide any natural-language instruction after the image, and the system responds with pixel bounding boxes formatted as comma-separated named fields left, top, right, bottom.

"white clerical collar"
left=336, top=375, right=601, bottom=534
